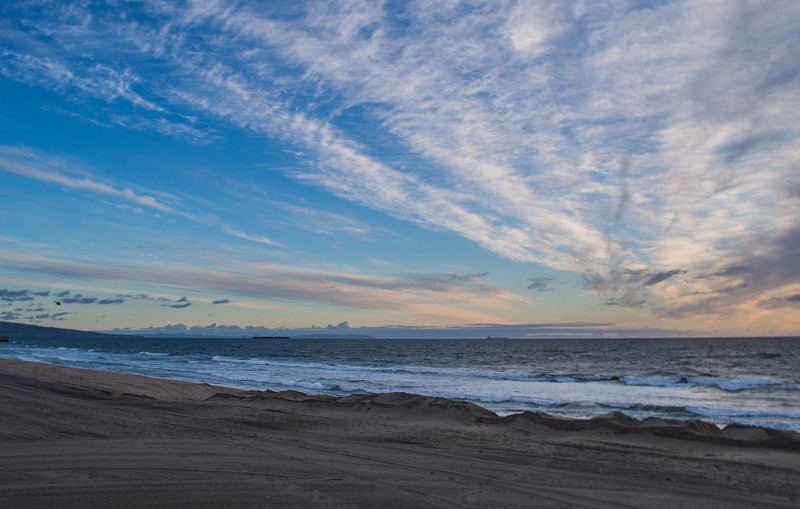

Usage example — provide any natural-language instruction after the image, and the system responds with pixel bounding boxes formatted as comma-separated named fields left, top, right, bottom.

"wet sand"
left=1, top=357, right=799, bottom=508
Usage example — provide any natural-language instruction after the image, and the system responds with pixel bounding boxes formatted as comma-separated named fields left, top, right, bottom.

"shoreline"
left=2, top=357, right=800, bottom=507
left=4, top=357, right=799, bottom=448
left=6, top=357, right=800, bottom=450
left=2, top=330, right=796, bottom=432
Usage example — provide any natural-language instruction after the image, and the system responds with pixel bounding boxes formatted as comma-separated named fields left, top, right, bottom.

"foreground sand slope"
left=1, top=358, right=799, bottom=508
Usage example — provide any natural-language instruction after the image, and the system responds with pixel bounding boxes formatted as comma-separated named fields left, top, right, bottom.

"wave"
left=685, top=406, right=800, bottom=421
left=4, top=343, right=800, bottom=432
left=594, top=403, right=800, bottom=431
left=619, top=375, right=797, bottom=392
left=6, top=347, right=796, bottom=397
left=207, top=355, right=797, bottom=393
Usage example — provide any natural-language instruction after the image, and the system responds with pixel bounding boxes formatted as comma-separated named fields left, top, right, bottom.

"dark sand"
left=1, top=358, right=799, bottom=508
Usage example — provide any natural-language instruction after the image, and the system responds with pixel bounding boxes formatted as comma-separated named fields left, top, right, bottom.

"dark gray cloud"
left=758, top=294, right=800, bottom=310
left=56, top=290, right=97, bottom=304
left=603, top=296, right=646, bottom=308
left=0, top=288, right=42, bottom=302
left=1, top=311, right=20, bottom=320
left=212, top=299, right=232, bottom=305
left=26, top=311, right=72, bottom=321
left=654, top=225, right=800, bottom=319
left=527, top=276, right=554, bottom=291
left=123, top=293, right=171, bottom=302
left=97, top=297, right=125, bottom=305
left=644, top=269, right=685, bottom=286
left=582, top=269, right=648, bottom=306
left=713, top=265, right=751, bottom=277
left=584, top=267, right=685, bottom=309
left=0, top=289, right=124, bottom=307
left=449, top=271, right=488, bottom=281
left=163, top=296, right=192, bottom=309
left=1, top=293, right=32, bottom=303
left=61, top=293, right=98, bottom=304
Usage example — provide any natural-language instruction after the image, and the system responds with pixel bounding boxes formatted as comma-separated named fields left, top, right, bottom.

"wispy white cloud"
left=0, top=145, right=179, bottom=214
left=268, top=202, right=386, bottom=238
left=222, top=225, right=285, bottom=248
left=0, top=50, right=162, bottom=110
left=0, top=145, right=284, bottom=251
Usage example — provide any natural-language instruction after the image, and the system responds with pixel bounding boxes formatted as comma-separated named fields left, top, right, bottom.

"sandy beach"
left=1, top=358, right=799, bottom=508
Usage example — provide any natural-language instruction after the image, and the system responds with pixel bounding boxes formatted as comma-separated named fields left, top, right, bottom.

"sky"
left=1, top=0, right=799, bottom=338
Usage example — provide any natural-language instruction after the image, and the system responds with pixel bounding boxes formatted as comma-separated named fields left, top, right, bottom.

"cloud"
left=644, top=269, right=685, bottom=287
left=123, top=293, right=171, bottom=302
left=603, top=296, right=647, bottom=308
left=652, top=225, right=800, bottom=319
left=758, top=294, right=800, bottom=310
left=1, top=311, right=20, bottom=320
left=107, top=320, right=693, bottom=339
left=61, top=294, right=98, bottom=305
left=212, top=299, right=232, bottom=305
left=0, top=145, right=298, bottom=252
left=0, top=47, right=215, bottom=143
left=24, top=311, right=73, bottom=322
left=449, top=272, right=489, bottom=281
left=0, top=146, right=180, bottom=215
left=97, top=297, right=125, bottom=305
left=584, top=266, right=686, bottom=309
left=0, top=288, right=52, bottom=303
left=1, top=1, right=798, bottom=324
left=326, top=321, right=350, bottom=329
left=267, top=202, right=386, bottom=238
left=527, top=276, right=554, bottom=292
left=0, top=249, right=523, bottom=323
left=221, top=226, right=284, bottom=248
left=163, top=296, right=192, bottom=309
left=50, top=290, right=123, bottom=305
left=0, top=289, right=35, bottom=302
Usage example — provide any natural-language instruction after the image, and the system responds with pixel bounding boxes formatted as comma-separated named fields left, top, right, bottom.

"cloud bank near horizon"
left=106, top=320, right=691, bottom=340
left=1, top=0, right=799, bottom=331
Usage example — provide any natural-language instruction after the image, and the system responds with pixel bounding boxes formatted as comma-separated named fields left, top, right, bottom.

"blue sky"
left=1, top=0, right=798, bottom=338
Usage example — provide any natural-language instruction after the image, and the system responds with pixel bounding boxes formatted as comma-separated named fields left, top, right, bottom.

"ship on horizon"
left=252, top=335, right=290, bottom=339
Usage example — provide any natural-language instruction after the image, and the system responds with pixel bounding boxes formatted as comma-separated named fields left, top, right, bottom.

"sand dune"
left=1, top=358, right=799, bottom=508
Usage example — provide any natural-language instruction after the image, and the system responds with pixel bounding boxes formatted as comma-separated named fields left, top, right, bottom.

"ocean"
left=2, top=335, right=799, bottom=431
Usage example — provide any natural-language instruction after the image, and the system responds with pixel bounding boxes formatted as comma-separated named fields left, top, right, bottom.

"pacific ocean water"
left=2, top=335, right=799, bottom=431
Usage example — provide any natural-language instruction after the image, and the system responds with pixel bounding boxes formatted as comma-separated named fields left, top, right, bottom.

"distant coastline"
left=2, top=321, right=800, bottom=342
left=0, top=320, right=145, bottom=342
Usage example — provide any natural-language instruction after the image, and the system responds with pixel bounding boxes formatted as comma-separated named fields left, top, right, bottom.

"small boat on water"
left=0, top=336, right=8, bottom=342
left=252, top=335, right=290, bottom=339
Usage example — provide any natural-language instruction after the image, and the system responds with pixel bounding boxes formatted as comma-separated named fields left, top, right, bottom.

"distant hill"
left=0, top=321, right=144, bottom=341
left=137, top=333, right=239, bottom=339
left=291, top=333, right=377, bottom=340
